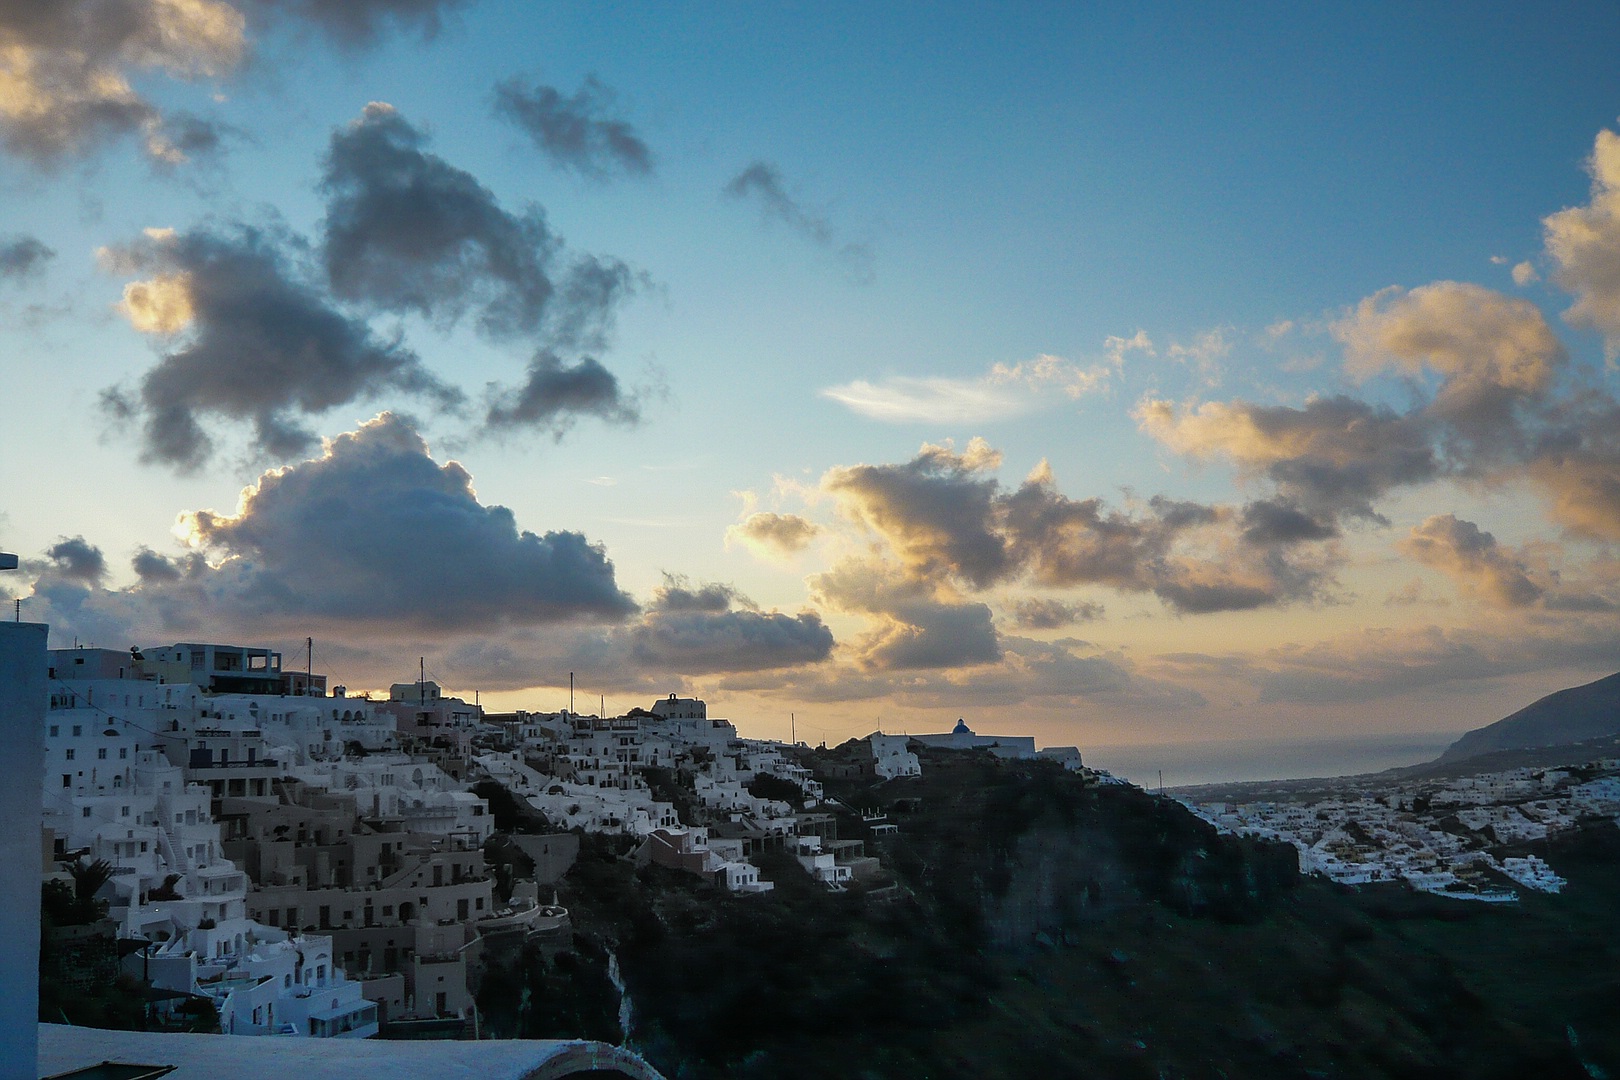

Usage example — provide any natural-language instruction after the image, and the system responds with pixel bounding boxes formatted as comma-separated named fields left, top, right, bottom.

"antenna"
left=791, top=712, right=795, bottom=745
left=306, top=636, right=312, bottom=695
left=419, top=656, right=425, bottom=705
left=569, top=672, right=574, bottom=715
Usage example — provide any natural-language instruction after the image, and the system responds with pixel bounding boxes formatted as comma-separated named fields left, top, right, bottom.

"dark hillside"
left=480, top=750, right=1614, bottom=1079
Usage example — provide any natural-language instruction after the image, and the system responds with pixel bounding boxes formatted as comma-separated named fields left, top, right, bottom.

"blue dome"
left=952, top=718, right=972, bottom=734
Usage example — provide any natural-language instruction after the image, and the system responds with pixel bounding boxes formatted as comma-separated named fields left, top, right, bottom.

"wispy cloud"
left=724, top=160, right=872, bottom=282
left=820, top=375, right=1033, bottom=424
left=822, top=336, right=1144, bottom=425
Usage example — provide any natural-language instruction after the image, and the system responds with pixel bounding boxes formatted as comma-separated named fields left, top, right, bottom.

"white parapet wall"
left=1, top=620, right=47, bottom=1078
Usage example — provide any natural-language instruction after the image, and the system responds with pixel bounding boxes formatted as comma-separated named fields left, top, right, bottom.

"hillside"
left=1440, top=671, right=1620, bottom=763
left=477, top=749, right=1618, bottom=1079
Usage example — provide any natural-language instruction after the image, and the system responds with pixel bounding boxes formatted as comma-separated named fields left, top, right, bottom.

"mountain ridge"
left=1439, top=671, right=1620, bottom=763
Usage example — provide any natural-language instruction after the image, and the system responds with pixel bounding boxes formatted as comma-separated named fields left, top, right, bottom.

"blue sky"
left=4, top=1, right=1620, bottom=756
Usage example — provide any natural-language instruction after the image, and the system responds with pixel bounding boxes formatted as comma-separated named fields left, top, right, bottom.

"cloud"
left=820, top=375, right=1033, bottom=424
left=1333, top=281, right=1566, bottom=455
left=485, top=350, right=637, bottom=434
left=131, top=546, right=197, bottom=584
left=1544, top=125, right=1620, bottom=357
left=0, top=0, right=245, bottom=167
left=1136, top=394, right=1437, bottom=523
left=99, top=223, right=457, bottom=470
left=493, top=74, right=652, bottom=179
left=989, top=350, right=1123, bottom=399
left=823, top=337, right=1146, bottom=425
left=319, top=103, right=642, bottom=436
left=625, top=577, right=835, bottom=674
left=1238, top=499, right=1338, bottom=545
left=44, top=536, right=107, bottom=585
left=1512, top=260, right=1539, bottom=287
left=175, top=412, right=638, bottom=630
left=724, top=160, right=871, bottom=281
left=1004, top=464, right=1334, bottom=613
left=726, top=511, right=820, bottom=558
left=322, top=102, right=564, bottom=339
left=1007, top=596, right=1103, bottom=630
left=1252, top=620, right=1620, bottom=705
left=811, top=558, right=1001, bottom=671
left=0, top=234, right=53, bottom=281
left=822, top=441, right=1337, bottom=616
left=824, top=438, right=1009, bottom=588
left=1521, top=393, right=1620, bottom=541
left=1397, top=514, right=1542, bottom=607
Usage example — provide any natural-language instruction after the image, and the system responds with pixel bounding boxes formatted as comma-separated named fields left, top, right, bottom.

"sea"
left=1085, top=730, right=1464, bottom=789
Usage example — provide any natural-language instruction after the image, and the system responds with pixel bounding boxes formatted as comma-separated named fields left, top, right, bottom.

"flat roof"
left=39, top=1025, right=665, bottom=1080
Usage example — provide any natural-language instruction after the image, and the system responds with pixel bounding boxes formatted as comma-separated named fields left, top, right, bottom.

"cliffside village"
left=1184, top=764, right=1620, bottom=900
left=38, top=640, right=1084, bottom=1040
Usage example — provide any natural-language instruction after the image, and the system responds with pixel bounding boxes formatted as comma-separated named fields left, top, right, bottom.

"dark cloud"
left=724, top=160, right=872, bottom=281
left=1139, top=395, right=1437, bottom=524
left=179, top=412, right=638, bottom=629
left=1239, top=500, right=1338, bottom=545
left=321, top=102, right=637, bottom=355
left=651, top=576, right=747, bottom=614
left=493, top=75, right=652, bottom=179
left=811, top=559, right=1001, bottom=671
left=319, top=102, right=641, bottom=438
left=485, top=351, right=637, bottom=433
left=824, top=439, right=1009, bottom=588
left=0, top=235, right=55, bottom=281
left=45, top=536, right=107, bottom=585
left=1008, top=597, right=1103, bottom=630
left=244, top=0, right=468, bottom=46
left=99, top=223, right=457, bottom=471
left=628, top=580, right=835, bottom=674
left=321, top=102, right=558, bottom=338
left=131, top=547, right=185, bottom=584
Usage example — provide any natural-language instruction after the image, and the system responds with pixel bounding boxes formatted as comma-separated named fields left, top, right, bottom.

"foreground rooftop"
left=38, top=1025, right=664, bottom=1080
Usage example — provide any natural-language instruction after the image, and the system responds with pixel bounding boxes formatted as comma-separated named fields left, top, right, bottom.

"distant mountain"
left=1439, top=671, right=1620, bottom=763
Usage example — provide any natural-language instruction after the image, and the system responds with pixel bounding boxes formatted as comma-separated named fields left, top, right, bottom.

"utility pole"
left=306, top=637, right=312, bottom=695
left=569, top=672, right=574, bottom=715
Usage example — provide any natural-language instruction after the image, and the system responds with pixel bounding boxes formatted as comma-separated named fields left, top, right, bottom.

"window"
left=119, top=748, right=127, bottom=759
left=72, top=725, right=81, bottom=737
left=97, top=748, right=107, bottom=760
left=82, top=807, right=91, bottom=818
left=61, top=775, right=70, bottom=788
left=121, top=806, right=130, bottom=817
left=65, top=749, right=74, bottom=761
left=48, top=725, right=58, bottom=738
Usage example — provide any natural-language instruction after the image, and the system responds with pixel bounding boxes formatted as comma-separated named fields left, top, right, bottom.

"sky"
left=3, top=1, right=1620, bottom=765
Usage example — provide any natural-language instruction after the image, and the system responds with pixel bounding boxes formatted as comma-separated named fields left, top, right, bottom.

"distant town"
left=1182, top=765, right=1620, bottom=899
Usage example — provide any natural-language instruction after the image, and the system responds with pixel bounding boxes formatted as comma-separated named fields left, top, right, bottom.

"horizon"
left=4, top=2, right=1620, bottom=765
